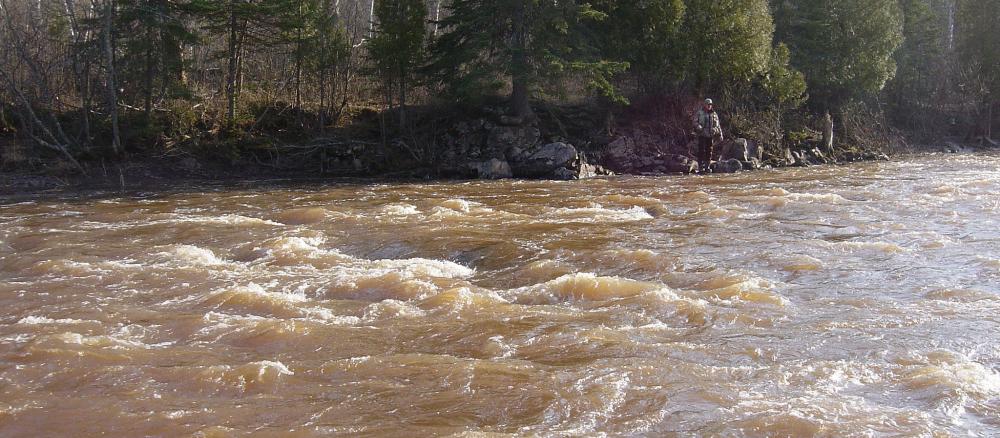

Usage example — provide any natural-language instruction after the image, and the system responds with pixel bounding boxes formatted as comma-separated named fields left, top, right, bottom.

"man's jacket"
left=693, top=109, right=723, bottom=139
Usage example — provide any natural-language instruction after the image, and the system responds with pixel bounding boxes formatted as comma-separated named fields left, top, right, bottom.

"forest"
left=0, top=0, right=997, bottom=178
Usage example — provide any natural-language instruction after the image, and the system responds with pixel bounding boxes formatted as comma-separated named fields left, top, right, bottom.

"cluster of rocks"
left=429, top=113, right=900, bottom=180
left=467, top=141, right=612, bottom=180
left=600, top=136, right=698, bottom=174
left=441, top=118, right=611, bottom=180
left=777, top=146, right=832, bottom=167
left=600, top=135, right=769, bottom=175
left=714, top=138, right=766, bottom=172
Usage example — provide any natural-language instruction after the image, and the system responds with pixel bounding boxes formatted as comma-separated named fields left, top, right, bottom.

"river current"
left=1, top=153, right=998, bottom=436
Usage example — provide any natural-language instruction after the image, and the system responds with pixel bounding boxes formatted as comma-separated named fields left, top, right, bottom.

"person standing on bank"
left=693, top=98, right=723, bottom=173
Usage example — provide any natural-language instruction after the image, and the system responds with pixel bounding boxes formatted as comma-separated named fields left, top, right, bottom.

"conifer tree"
left=956, top=0, right=1000, bottom=138
left=678, top=0, right=775, bottom=91
left=590, top=0, right=685, bottom=91
left=426, top=0, right=627, bottom=119
left=116, top=0, right=197, bottom=118
left=773, top=0, right=904, bottom=110
left=368, top=0, right=427, bottom=126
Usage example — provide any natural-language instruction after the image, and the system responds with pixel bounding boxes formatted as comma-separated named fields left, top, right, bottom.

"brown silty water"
left=1, top=153, right=999, bottom=436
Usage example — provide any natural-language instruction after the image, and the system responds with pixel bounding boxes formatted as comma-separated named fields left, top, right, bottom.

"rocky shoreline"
left=1, top=115, right=995, bottom=198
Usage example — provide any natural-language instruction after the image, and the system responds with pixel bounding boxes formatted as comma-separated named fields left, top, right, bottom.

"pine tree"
left=589, top=0, right=686, bottom=91
left=956, top=0, right=1000, bottom=138
left=185, top=0, right=296, bottom=126
left=368, top=0, right=427, bottom=127
left=116, top=0, right=197, bottom=118
left=773, top=0, right=904, bottom=110
left=678, top=0, right=775, bottom=91
left=426, top=0, right=627, bottom=119
left=302, top=2, right=350, bottom=130
left=885, top=0, right=951, bottom=131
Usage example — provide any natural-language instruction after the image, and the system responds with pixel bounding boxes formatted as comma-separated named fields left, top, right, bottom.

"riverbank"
left=2, top=100, right=995, bottom=198
left=1, top=143, right=993, bottom=201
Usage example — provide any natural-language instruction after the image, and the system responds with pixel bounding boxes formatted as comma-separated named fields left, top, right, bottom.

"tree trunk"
left=509, top=0, right=533, bottom=119
left=226, top=0, right=239, bottom=126
left=822, top=111, right=834, bottom=154
left=368, top=0, right=376, bottom=40
left=319, top=70, right=327, bottom=133
left=143, top=30, right=155, bottom=119
left=431, top=0, right=441, bottom=37
left=399, top=69, right=406, bottom=127
left=103, top=0, right=121, bottom=154
left=64, top=0, right=92, bottom=149
left=295, top=0, right=303, bottom=113
left=988, top=100, right=994, bottom=140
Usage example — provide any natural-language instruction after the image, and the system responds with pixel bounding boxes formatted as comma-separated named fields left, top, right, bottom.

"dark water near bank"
left=1, top=153, right=998, bottom=436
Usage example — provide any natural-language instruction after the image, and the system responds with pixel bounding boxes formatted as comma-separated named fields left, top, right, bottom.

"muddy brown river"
left=1, top=153, right=999, bottom=436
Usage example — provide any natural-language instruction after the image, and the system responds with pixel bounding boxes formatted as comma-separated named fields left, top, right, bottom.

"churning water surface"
left=1, top=153, right=999, bottom=436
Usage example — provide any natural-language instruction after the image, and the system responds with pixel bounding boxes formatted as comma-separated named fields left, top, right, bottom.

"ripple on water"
left=199, top=360, right=294, bottom=394
left=275, top=207, right=330, bottom=225
left=895, top=350, right=1000, bottom=405
left=507, top=273, right=663, bottom=304
left=546, top=205, right=653, bottom=224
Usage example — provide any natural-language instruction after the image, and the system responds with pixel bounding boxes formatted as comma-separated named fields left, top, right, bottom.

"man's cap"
left=704, top=98, right=714, bottom=105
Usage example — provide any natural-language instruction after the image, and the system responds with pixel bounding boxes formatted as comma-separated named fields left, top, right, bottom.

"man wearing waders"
left=693, top=98, right=723, bottom=173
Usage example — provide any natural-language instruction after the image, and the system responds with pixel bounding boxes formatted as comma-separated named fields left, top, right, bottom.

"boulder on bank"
left=487, top=125, right=541, bottom=158
left=601, top=135, right=699, bottom=174
left=741, top=157, right=763, bottom=171
left=782, top=148, right=798, bottom=167
left=511, top=142, right=578, bottom=177
left=720, top=138, right=750, bottom=162
left=659, top=154, right=699, bottom=174
left=471, top=158, right=513, bottom=179
left=712, top=158, right=743, bottom=173
left=720, top=138, right=763, bottom=164
left=508, top=142, right=613, bottom=180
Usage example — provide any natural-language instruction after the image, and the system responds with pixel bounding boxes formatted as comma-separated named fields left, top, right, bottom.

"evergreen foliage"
left=369, top=0, right=427, bottom=126
left=773, top=0, right=905, bottom=110
left=957, top=0, right=1000, bottom=101
left=678, top=0, right=774, bottom=90
left=426, top=0, right=627, bottom=116
left=590, top=0, right=685, bottom=91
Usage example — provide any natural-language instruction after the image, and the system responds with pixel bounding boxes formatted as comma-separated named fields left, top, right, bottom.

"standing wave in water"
left=1, top=153, right=999, bottom=436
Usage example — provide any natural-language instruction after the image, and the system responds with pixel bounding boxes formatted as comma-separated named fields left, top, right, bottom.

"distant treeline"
left=0, top=0, right=997, bottom=170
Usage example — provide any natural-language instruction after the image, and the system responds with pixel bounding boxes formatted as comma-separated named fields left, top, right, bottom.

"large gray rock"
left=806, top=147, right=829, bottom=165
left=486, top=125, right=540, bottom=158
left=748, top=139, right=764, bottom=162
left=512, top=142, right=579, bottom=178
left=740, top=157, right=763, bottom=171
left=552, top=167, right=579, bottom=180
left=792, top=150, right=810, bottom=167
left=658, top=154, right=698, bottom=174
left=782, top=148, right=797, bottom=166
left=531, top=142, right=578, bottom=166
left=712, top=158, right=743, bottom=173
left=474, top=158, right=513, bottom=179
left=720, top=138, right=751, bottom=162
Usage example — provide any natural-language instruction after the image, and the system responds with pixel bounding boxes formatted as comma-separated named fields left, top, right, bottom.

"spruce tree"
left=956, top=0, right=1000, bottom=138
left=426, top=0, right=627, bottom=119
left=116, top=0, right=197, bottom=118
left=773, top=0, right=904, bottom=110
left=590, top=0, right=686, bottom=91
left=678, top=0, right=775, bottom=91
left=368, top=0, right=427, bottom=127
